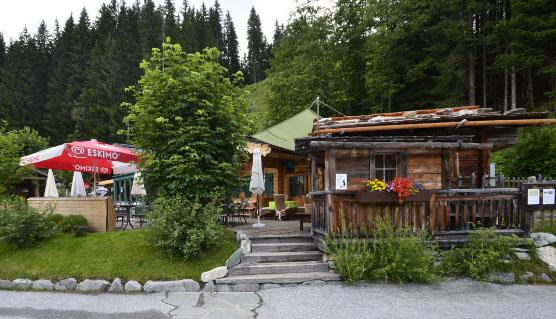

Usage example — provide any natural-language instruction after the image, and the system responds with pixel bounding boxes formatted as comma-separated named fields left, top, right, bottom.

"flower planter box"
left=355, top=190, right=434, bottom=203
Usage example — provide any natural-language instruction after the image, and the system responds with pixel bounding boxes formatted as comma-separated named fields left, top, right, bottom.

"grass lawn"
left=0, top=229, right=237, bottom=282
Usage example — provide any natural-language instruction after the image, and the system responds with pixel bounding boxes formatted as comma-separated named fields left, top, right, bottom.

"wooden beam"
left=329, top=149, right=336, bottom=191
left=441, top=149, right=451, bottom=189
left=310, top=141, right=493, bottom=150
left=311, top=118, right=556, bottom=135
left=311, top=153, right=317, bottom=192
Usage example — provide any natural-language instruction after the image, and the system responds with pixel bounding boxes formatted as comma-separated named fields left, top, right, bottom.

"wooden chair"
left=243, top=195, right=258, bottom=217
left=274, top=194, right=296, bottom=220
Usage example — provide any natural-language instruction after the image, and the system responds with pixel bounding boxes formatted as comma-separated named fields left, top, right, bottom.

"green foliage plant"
left=146, top=194, right=224, bottom=260
left=324, top=216, right=439, bottom=284
left=0, top=198, right=53, bottom=248
left=124, top=39, right=251, bottom=200
left=441, top=227, right=521, bottom=280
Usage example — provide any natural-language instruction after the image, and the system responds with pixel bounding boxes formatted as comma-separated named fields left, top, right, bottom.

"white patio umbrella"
left=130, top=171, right=147, bottom=197
left=249, top=148, right=266, bottom=228
left=70, top=171, right=87, bottom=197
left=44, top=169, right=59, bottom=197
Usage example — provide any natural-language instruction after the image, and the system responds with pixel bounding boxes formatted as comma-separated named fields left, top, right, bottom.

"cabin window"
left=288, top=175, right=306, bottom=197
left=375, top=154, right=397, bottom=183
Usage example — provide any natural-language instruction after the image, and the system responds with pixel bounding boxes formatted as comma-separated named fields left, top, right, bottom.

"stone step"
left=241, top=251, right=323, bottom=264
left=216, top=272, right=341, bottom=285
left=251, top=242, right=317, bottom=253
left=229, top=261, right=329, bottom=276
left=249, top=234, right=314, bottom=244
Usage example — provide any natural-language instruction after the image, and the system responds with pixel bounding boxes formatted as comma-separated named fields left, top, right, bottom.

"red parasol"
left=20, top=139, right=138, bottom=175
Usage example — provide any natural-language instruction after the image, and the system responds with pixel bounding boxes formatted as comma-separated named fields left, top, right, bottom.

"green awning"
left=252, top=109, right=317, bottom=151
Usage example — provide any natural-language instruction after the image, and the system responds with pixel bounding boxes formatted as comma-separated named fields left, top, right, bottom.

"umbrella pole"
left=252, top=192, right=265, bottom=228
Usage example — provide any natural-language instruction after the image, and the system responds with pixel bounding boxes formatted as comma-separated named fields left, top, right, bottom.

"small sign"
left=543, top=189, right=555, bottom=205
left=335, top=174, right=347, bottom=190
left=528, top=188, right=540, bottom=205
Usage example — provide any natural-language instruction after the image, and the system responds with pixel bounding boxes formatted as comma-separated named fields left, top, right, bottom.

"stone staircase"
left=215, top=234, right=341, bottom=291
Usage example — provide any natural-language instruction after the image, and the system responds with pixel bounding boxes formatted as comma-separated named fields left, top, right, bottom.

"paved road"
left=1, top=280, right=556, bottom=319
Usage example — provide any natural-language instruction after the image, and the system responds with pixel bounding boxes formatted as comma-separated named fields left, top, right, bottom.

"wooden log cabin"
left=295, top=106, right=556, bottom=242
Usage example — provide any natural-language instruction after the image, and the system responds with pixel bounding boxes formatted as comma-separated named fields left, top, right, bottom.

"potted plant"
left=356, top=177, right=432, bottom=204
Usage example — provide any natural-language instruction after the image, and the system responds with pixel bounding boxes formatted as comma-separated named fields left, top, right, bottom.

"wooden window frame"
left=370, top=151, right=408, bottom=182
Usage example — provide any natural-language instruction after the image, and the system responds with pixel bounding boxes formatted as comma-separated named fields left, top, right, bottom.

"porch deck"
left=229, top=218, right=311, bottom=237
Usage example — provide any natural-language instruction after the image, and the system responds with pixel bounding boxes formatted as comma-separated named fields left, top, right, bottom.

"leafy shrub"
left=0, top=199, right=53, bottom=248
left=325, top=217, right=439, bottom=284
left=146, top=194, right=224, bottom=260
left=45, top=213, right=90, bottom=236
left=440, top=227, right=521, bottom=280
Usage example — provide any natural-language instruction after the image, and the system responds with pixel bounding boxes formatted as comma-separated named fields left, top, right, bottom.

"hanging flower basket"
left=359, top=177, right=432, bottom=203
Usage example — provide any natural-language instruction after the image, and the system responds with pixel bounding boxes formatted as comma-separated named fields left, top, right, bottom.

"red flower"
left=389, top=177, right=414, bottom=203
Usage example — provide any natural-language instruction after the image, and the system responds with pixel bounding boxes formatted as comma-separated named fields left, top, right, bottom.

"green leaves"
left=125, top=40, right=250, bottom=199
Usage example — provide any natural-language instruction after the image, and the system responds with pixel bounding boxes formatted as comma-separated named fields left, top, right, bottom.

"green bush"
left=440, top=227, right=521, bottom=280
left=146, top=194, right=224, bottom=260
left=0, top=199, right=53, bottom=248
left=45, top=213, right=90, bottom=236
left=324, top=217, right=440, bottom=284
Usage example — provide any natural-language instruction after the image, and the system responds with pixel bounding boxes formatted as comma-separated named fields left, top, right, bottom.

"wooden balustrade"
left=310, top=189, right=526, bottom=237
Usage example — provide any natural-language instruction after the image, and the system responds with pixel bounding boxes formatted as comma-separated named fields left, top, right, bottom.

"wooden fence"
left=311, top=189, right=526, bottom=236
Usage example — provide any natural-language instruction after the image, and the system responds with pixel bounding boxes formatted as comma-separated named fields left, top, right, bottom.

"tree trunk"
left=469, top=51, right=476, bottom=105
left=482, top=41, right=487, bottom=108
left=527, top=67, right=534, bottom=108
left=511, top=63, right=517, bottom=110
left=504, top=66, right=508, bottom=112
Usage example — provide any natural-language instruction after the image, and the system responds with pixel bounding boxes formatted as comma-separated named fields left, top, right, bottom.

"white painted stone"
left=520, top=272, right=534, bottom=282
left=530, top=232, right=556, bottom=247
left=32, top=279, right=54, bottom=290
left=54, top=278, right=77, bottom=291
left=240, top=239, right=252, bottom=254
left=12, top=279, right=32, bottom=289
left=537, top=246, right=556, bottom=271
left=539, top=273, right=552, bottom=283
left=201, top=266, right=228, bottom=283
left=0, top=280, right=13, bottom=289
left=143, top=279, right=200, bottom=292
left=514, top=252, right=531, bottom=261
left=76, top=279, right=110, bottom=292
left=108, top=278, right=123, bottom=292
left=124, top=280, right=142, bottom=292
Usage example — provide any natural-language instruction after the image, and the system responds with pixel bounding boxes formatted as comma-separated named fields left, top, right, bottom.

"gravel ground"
left=258, top=279, right=556, bottom=319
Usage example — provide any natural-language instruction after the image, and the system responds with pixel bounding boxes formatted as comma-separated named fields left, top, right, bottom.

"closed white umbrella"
left=44, top=169, right=59, bottom=197
left=70, top=171, right=87, bottom=197
left=130, top=171, right=147, bottom=197
left=249, top=148, right=266, bottom=228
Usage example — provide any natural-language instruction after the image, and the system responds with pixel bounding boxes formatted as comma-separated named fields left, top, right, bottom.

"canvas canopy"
left=251, top=109, right=317, bottom=151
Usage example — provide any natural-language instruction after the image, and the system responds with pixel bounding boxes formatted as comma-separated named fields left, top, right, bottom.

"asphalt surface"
left=258, top=279, right=556, bottom=319
left=1, top=280, right=556, bottom=319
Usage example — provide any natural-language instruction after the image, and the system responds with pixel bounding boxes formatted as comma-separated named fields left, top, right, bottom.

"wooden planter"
left=355, top=190, right=434, bottom=203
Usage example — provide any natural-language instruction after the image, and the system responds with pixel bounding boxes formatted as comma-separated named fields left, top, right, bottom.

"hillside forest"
left=0, top=0, right=555, bottom=150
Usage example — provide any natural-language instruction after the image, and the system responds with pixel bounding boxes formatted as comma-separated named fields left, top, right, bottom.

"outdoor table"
left=115, top=203, right=135, bottom=229
left=268, top=201, right=298, bottom=210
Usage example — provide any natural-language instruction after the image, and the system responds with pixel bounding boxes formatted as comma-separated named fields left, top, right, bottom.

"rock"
left=402, top=111, right=417, bottom=118
left=229, top=284, right=259, bottom=292
left=530, top=233, right=556, bottom=247
left=225, top=248, right=244, bottom=268
left=32, top=279, right=54, bottom=290
left=108, top=278, right=123, bottom=292
left=55, top=278, right=77, bottom=291
left=201, top=266, right=228, bottom=283
left=260, top=283, right=281, bottom=290
left=435, top=108, right=453, bottom=115
left=0, top=280, right=13, bottom=289
left=537, top=246, right=556, bottom=271
left=12, top=279, right=33, bottom=289
left=240, top=239, right=252, bottom=254
left=143, top=279, right=200, bottom=292
left=514, top=252, right=531, bottom=261
left=302, top=280, right=327, bottom=286
left=488, top=272, right=515, bottom=284
left=328, top=261, right=336, bottom=269
left=236, top=231, right=245, bottom=243
left=240, top=232, right=248, bottom=241
left=215, top=284, right=230, bottom=292
left=511, top=247, right=530, bottom=253
left=519, top=272, right=534, bottom=282
left=504, top=108, right=526, bottom=115
left=539, top=273, right=552, bottom=283
left=124, top=280, right=142, bottom=292
left=203, top=281, right=216, bottom=292
left=76, top=279, right=110, bottom=292
left=322, top=254, right=329, bottom=262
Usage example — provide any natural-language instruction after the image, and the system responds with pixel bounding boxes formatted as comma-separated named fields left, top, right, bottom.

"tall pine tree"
left=246, top=7, right=267, bottom=83
left=223, top=11, right=240, bottom=76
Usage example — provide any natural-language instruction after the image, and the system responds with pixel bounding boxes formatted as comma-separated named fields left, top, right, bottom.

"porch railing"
left=310, top=188, right=526, bottom=236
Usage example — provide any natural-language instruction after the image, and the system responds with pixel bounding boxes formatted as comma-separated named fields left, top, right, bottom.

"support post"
left=441, top=149, right=451, bottom=189
left=311, top=153, right=317, bottom=192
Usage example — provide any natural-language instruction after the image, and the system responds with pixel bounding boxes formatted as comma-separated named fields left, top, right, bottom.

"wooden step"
left=251, top=242, right=317, bottom=253
left=216, top=272, right=341, bottom=285
left=249, top=234, right=314, bottom=244
left=229, top=261, right=329, bottom=276
left=241, top=251, right=323, bottom=263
